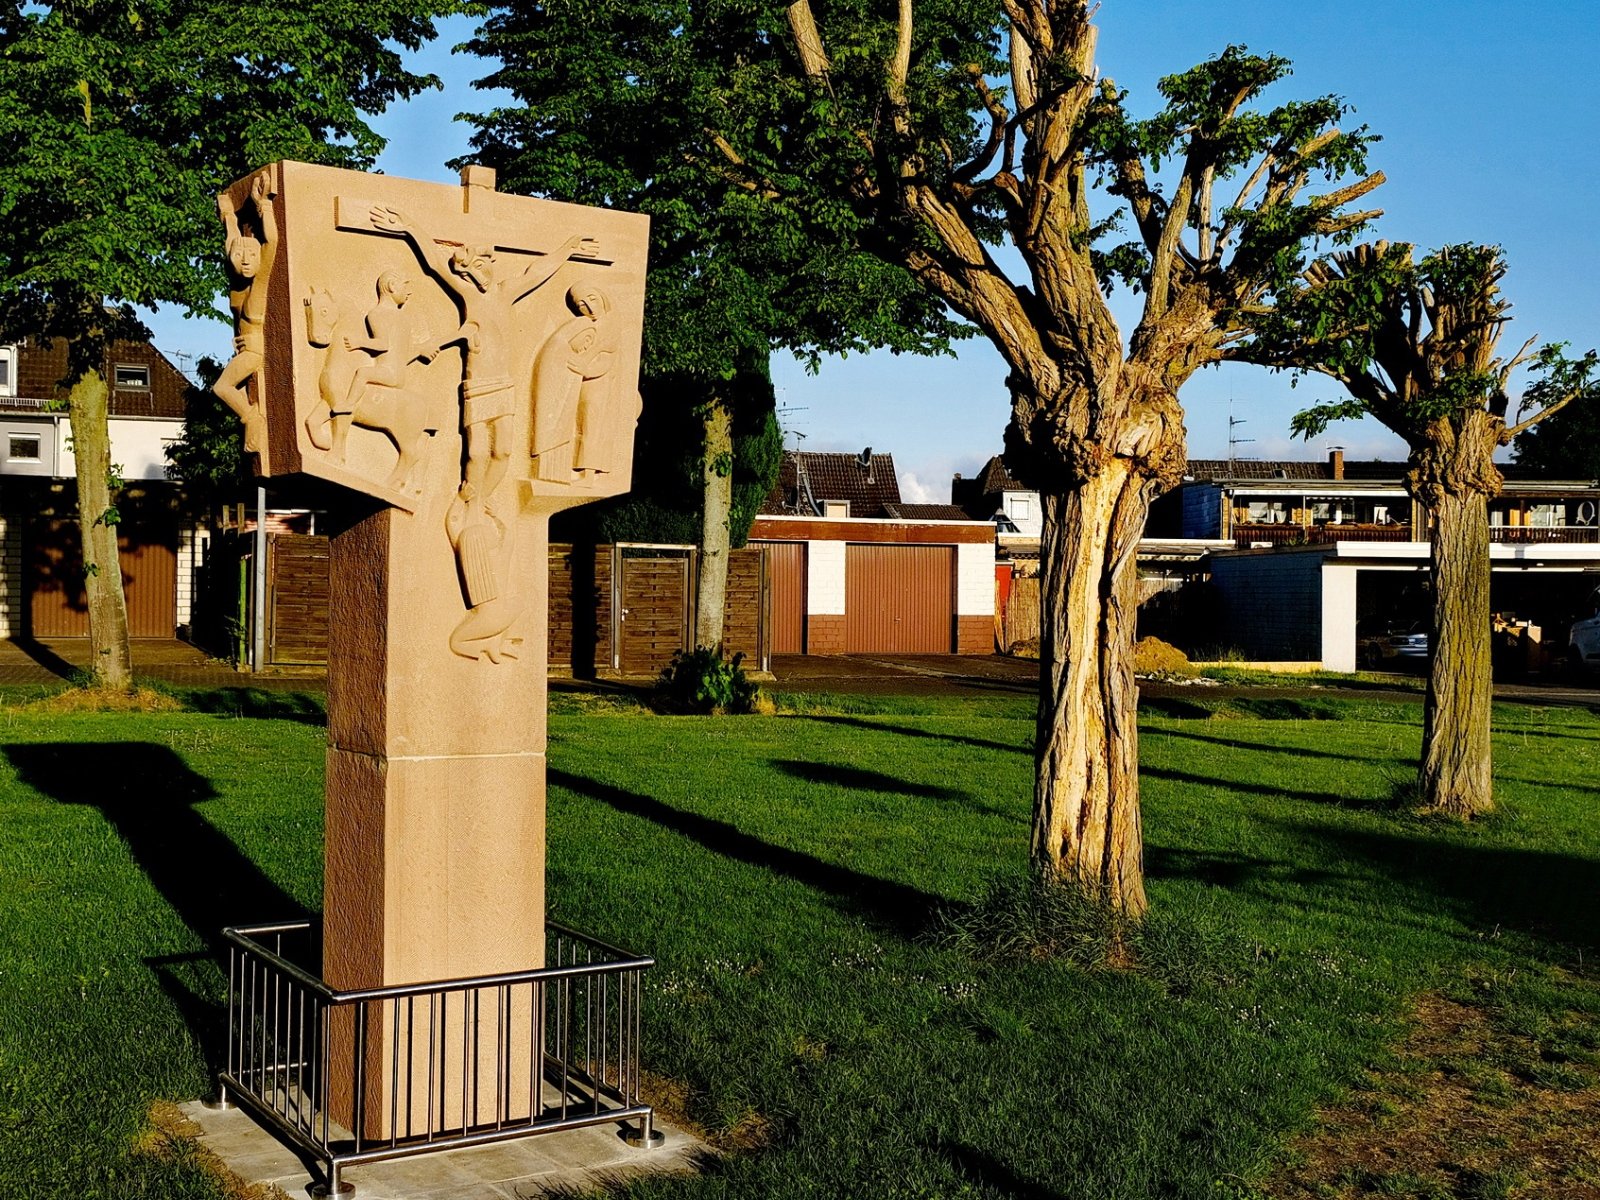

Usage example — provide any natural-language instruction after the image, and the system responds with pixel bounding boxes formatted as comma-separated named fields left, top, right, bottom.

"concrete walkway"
left=0, top=638, right=325, bottom=690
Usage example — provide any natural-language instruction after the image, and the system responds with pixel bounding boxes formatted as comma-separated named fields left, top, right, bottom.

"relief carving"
left=366, top=206, right=600, bottom=659
left=215, top=170, right=277, bottom=453
left=302, top=274, right=440, bottom=495
left=532, top=284, right=642, bottom=483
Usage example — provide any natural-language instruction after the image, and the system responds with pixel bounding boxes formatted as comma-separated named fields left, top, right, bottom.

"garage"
left=845, top=543, right=954, bottom=653
left=27, top=493, right=179, bottom=639
left=763, top=541, right=807, bottom=653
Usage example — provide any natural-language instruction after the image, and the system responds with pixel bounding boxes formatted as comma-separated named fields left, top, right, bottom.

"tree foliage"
left=1241, top=241, right=1599, bottom=815
left=552, top=361, right=784, bottom=548
left=0, top=0, right=449, bottom=350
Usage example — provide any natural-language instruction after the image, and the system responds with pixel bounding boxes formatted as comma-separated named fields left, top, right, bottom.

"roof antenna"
left=859, top=446, right=873, bottom=485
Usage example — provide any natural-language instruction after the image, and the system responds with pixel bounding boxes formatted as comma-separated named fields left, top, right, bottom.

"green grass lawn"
left=1, top=687, right=1597, bottom=1198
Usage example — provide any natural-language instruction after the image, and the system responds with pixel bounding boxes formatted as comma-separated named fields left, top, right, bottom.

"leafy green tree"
left=460, top=0, right=966, bottom=649
left=1514, top=376, right=1600, bottom=479
left=532, top=0, right=1385, bottom=917
left=1244, top=242, right=1598, bottom=815
left=0, top=1, right=449, bottom=687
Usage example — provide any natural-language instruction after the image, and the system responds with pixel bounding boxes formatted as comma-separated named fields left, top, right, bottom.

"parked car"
left=1357, top=621, right=1429, bottom=670
left=1569, top=587, right=1600, bottom=675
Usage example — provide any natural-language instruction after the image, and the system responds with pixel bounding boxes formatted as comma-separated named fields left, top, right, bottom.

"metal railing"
left=1489, top=525, right=1600, bottom=544
left=219, top=920, right=657, bottom=1195
left=1233, top=523, right=1414, bottom=548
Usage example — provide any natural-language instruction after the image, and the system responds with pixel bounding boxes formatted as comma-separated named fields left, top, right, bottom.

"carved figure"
left=531, top=284, right=641, bottom=482
left=444, top=485, right=525, bottom=663
left=302, top=277, right=438, bottom=494
left=367, top=205, right=598, bottom=508
left=215, top=171, right=278, bottom=453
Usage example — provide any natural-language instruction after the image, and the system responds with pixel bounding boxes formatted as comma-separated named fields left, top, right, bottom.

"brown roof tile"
left=883, top=502, right=972, bottom=521
left=762, top=451, right=903, bottom=517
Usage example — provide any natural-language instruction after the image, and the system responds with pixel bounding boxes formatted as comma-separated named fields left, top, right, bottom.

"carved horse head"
left=302, top=287, right=340, bottom=348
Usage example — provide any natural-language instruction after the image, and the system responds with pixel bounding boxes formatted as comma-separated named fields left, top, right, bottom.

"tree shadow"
left=3, top=741, right=310, bottom=1064
left=6, top=636, right=80, bottom=680
left=1276, top=820, right=1600, bottom=954
left=772, top=759, right=971, bottom=801
left=792, top=713, right=1028, bottom=756
left=771, top=758, right=1012, bottom=818
left=550, top=768, right=946, bottom=937
left=931, top=1139, right=1065, bottom=1200
left=1140, top=764, right=1383, bottom=809
left=177, top=687, right=327, bottom=724
left=1145, top=724, right=1409, bottom=766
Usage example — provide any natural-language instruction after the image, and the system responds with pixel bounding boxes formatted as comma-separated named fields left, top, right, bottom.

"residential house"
left=1158, top=451, right=1600, bottom=669
left=0, top=335, right=201, bottom=638
left=748, top=449, right=996, bottom=654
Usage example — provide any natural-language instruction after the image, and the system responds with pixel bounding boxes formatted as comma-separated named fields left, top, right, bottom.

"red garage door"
left=29, top=507, right=178, bottom=639
left=845, top=544, right=954, bottom=653
left=759, top=541, right=806, bottom=653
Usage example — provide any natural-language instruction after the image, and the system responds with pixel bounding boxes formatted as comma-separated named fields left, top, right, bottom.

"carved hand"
left=250, top=170, right=276, bottom=205
left=562, top=235, right=601, bottom=259
left=369, top=205, right=407, bottom=236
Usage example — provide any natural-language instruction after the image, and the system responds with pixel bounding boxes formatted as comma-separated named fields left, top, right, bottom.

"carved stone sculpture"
left=213, top=160, right=649, bottom=1138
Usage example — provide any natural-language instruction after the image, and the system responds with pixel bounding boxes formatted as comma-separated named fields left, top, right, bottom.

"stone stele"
left=215, top=160, right=649, bottom=1134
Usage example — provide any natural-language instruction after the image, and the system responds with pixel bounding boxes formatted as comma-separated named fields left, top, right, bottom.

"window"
left=7, top=433, right=41, bottom=462
left=822, top=500, right=850, bottom=518
left=1008, top=495, right=1031, bottom=522
left=113, top=363, right=150, bottom=389
left=0, top=346, right=14, bottom=398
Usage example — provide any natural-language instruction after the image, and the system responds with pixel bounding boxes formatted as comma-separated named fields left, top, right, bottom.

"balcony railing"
left=219, top=920, right=658, bottom=1196
left=1233, top=523, right=1413, bottom=549
left=1489, top=526, right=1600, bottom=544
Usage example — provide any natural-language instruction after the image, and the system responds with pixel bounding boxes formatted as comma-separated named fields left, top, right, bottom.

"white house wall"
left=58, top=415, right=181, bottom=482
left=956, top=541, right=995, bottom=616
left=806, top=539, right=847, bottom=616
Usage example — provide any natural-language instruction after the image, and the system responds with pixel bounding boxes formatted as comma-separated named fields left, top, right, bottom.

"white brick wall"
left=0, top=496, right=21, bottom=638
left=956, top=541, right=996, bottom=616
left=806, top=540, right=847, bottom=615
left=176, top=522, right=207, bottom=630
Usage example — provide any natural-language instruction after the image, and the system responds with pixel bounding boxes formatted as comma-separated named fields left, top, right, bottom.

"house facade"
left=749, top=450, right=996, bottom=654
left=0, top=336, right=200, bottom=638
left=1157, top=453, right=1600, bottom=669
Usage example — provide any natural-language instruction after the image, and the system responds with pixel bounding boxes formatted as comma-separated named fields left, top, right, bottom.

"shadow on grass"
left=3, top=741, right=311, bottom=1067
left=1282, top=821, right=1600, bottom=955
left=550, top=768, right=946, bottom=938
left=935, top=1141, right=1064, bottom=1200
left=179, top=687, right=327, bottom=724
left=1141, top=764, right=1384, bottom=809
left=792, top=713, right=1028, bottom=756
left=772, top=759, right=973, bottom=801
left=1144, top=724, right=1412, bottom=766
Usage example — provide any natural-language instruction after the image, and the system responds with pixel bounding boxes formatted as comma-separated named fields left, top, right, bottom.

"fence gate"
left=266, top=533, right=330, bottom=666
left=617, top=549, right=692, bottom=675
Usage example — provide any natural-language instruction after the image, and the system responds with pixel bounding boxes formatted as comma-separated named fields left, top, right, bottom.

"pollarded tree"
left=1242, top=242, right=1599, bottom=815
left=676, top=1, right=1382, bottom=917
left=460, top=0, right=969, bottom=650
left=0, top=1, right=449, bottom=687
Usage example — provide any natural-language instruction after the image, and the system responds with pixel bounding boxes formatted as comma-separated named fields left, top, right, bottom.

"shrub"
left=1132, top=636, right=1196, bottom=679
left=656, top=646, right=763, bottom=714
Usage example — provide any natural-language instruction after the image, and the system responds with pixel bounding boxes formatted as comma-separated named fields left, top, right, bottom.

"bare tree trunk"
left=66, top=366, right=133, bottom=690
left=694, top=394, right=733, bottom=651
left=1419, top=488, right=1493, bottom=815
left=1031, top=465, right=1150, bottom=919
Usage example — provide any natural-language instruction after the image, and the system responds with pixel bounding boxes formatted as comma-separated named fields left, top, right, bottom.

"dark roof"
left=7, top=336, right=189, bottom=419
left=952, top=454, right=1027, bottom=519
left=883, top=502, right=972, bottom=521
left=761, top=451, right=902, bottom=517
left=1183, top=458, right=1407, bottom=483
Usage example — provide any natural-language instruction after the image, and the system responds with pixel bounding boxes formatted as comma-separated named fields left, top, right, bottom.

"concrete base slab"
left=177, top=1100, right=704, bottom=1199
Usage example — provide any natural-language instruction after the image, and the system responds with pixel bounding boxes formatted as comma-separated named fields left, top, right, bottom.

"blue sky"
left=146, top=4, right=1600, bottom=502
